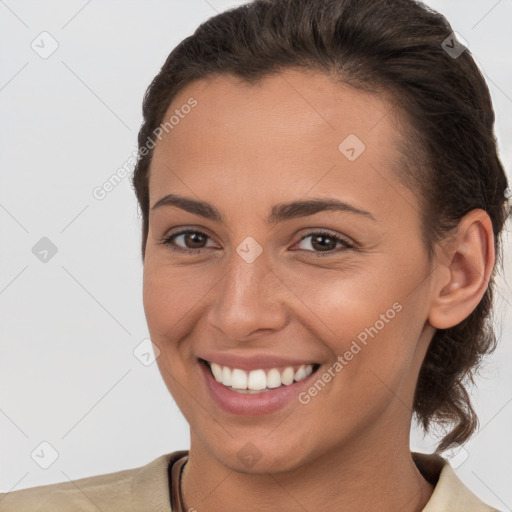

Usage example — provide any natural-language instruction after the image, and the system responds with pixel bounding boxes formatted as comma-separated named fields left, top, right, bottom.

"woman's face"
left=143, top=69, right=438, bottom=473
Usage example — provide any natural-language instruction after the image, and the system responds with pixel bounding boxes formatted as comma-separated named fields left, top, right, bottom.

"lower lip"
left=199, top=360, right=319, bottom=416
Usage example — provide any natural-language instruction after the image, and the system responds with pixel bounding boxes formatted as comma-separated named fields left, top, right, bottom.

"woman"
left=1, top=0, right=509, bottom=510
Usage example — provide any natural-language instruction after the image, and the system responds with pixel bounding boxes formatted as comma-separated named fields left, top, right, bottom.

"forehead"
left=149, top=68, right=413, bottom=216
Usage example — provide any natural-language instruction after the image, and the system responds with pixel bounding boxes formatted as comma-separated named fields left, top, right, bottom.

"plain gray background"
left=1, top=0, right=511, bottom=509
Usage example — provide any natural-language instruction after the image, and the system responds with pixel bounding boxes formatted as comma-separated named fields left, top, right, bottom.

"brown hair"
left=131, top=0, right=510, bottom=452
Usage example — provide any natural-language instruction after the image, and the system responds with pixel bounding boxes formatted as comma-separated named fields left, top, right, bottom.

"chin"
left=198, top=428, right=320, bottom=475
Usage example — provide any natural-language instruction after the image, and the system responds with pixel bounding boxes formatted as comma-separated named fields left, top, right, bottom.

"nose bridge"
left=220, top=241, right=272, bottom=311
left=207, top=238, right=287, bottom=339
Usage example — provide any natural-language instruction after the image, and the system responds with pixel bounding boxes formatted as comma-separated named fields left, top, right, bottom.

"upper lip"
left=198, top=352, right=320, bottom=371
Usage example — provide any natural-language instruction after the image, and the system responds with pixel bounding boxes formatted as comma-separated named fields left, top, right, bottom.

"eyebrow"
left=151, top=193, right=376, bottom=223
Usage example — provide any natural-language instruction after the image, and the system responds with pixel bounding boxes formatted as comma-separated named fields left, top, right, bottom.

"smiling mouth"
left=199, top=358, right=321, bottom=394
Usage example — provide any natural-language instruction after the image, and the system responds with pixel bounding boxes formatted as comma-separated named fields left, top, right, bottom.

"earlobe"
left=428, top=209, right=495, bottom=330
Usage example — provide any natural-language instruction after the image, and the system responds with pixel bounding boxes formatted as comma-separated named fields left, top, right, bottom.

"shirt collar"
left=130, top=450, right=496, bottom=512
left=413, top=451, right=498, bottom=511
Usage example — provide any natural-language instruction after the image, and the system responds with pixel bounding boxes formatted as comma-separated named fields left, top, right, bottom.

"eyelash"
left=158, top=229, right=354, bottom=256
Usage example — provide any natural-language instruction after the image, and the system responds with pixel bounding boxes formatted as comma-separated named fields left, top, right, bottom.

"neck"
left=181, top=430, right=434, bottom=512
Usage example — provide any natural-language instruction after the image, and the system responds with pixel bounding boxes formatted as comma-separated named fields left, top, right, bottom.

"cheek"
left=275, top=257, right=414, bottom=340
left=295, top=305, right=419, bottom=441
left=142, top=262, right=207, bottom=418
left=142, top=259, right=214, bottom=340
left=287, top=261, right=425, bottom=401
left=142, top=262, right=203, bottom=388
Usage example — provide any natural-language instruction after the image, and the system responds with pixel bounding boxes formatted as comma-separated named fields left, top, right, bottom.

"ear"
left=428, top=209, right=495, bottom=330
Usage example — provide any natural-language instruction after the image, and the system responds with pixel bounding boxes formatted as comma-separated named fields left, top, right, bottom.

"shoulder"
left=0, top=450, right=187, bottom=512
left=413, top=452, right=502, bottom=512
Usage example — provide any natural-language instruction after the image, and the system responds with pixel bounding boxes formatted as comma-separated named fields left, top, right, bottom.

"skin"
left=142, top=68, right=495, bottom=512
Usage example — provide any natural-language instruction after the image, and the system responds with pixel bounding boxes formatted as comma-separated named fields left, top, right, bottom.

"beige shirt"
left=0, top=450, right=500, bottom=511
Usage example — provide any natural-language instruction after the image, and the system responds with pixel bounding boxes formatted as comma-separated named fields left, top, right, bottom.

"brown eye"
left=295, top=231, right=353, bottom=255
left=178, top=231, right=208, bottom=249
left=160, top=230, right=215, bottom=254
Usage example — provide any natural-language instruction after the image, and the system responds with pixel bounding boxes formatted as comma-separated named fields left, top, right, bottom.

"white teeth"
left=210, top=362, right=223, bottom=382
left=294, top=364, right=306, bottom=381
left=231, top=368, right=248, bottom=389
left=281, top=367, right=295, bottom=386
left=267, top=368, right=282, bottom=388
left=247, top=369, right=267, bottom=390
left=222, top=366, right=232, bottom=387
left=206, top=360, right=316, bottom=393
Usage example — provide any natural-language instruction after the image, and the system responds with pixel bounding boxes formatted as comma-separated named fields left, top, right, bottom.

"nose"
left=206, top=248, right=289, bottom=342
